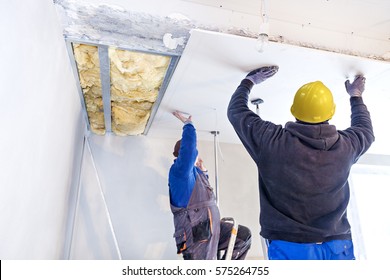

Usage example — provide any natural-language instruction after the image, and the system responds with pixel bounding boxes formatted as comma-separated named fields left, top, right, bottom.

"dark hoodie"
left=228, top=79, right=375, bottom=243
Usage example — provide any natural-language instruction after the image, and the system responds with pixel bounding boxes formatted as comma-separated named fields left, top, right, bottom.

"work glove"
left=345, top=75, right=365, bottom=97
left=245, top=65, right=279, bottom=85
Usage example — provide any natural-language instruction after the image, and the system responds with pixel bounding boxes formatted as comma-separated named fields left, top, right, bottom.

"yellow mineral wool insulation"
left=111, top=105, right=151, bottom=136
left=109, top=48, right=171, bottom=135
left=113, top=100, right=154, bottom=111
left=73, top=43, right=105, bottom=135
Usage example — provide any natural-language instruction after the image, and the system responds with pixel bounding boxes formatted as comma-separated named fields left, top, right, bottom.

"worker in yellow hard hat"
left=227, top=66, right=374, bottom=260
left=290, top=81, right=336, bottom=124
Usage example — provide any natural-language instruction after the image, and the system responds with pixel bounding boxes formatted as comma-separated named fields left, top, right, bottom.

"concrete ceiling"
left=54, top=0, right=390, bottom=59
left=54, top=0, right=390, bottom=155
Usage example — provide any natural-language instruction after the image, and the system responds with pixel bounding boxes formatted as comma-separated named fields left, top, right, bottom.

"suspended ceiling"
left=54, top=0, right=390, bottom=154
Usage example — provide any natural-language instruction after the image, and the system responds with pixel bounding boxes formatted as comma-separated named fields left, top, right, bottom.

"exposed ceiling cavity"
left=73, top=44, right=104, bottom=134
left=70, top=42, right=178, bottom=136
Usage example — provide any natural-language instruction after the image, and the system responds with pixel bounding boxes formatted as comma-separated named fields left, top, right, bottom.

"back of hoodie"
left=228, top=79, right=374, bottom=243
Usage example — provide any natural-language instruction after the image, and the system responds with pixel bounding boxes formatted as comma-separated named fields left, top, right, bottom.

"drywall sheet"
left=148, top=29, right=390, bottom=155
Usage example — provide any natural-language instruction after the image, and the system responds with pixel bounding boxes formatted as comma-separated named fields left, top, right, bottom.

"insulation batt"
left=73, top=43, right=170, bottom=136
left=109, top=48, right=170, bottom=135
left=73, top=43, right=105, bottom=135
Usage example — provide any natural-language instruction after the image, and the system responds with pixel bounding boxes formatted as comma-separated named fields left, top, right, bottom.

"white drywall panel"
left=87, top=133, right=264, bottom=259
left=149, top=29, right=390, bottom=155
left=0, top=2, right=85, bottom=258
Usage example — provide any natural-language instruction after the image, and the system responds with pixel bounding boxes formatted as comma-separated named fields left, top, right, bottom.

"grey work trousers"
left=183, top=219, right=252, bottom=260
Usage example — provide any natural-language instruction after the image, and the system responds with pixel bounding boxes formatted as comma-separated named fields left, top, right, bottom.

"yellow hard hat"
left=290, top=81, right=336, bottom=123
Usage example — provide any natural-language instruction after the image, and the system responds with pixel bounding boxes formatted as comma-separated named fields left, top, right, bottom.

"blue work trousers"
left=268, top=239, right=355, bottom=260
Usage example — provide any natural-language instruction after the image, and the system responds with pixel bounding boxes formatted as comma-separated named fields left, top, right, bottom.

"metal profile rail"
left=65, top=41, right=91, bottom=132
left=143, top=55, right=180, bottom=135
left=98, top=45, right=112, bottom=133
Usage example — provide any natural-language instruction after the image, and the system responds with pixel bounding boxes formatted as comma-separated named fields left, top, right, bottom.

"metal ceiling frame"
left=65, top=39, right=180, bottom=136
left=65, top=40, right=91, bottom=132
left=98, top=45, right=112, bottom=133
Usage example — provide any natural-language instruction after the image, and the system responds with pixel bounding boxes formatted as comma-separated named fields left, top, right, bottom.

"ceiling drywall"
left=148, top=29, right=390, bottom=155
left=54, top=0, right=390, bottom=154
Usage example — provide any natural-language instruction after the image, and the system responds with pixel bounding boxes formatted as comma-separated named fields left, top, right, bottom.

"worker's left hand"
left=345, top=75, right=365, bottom=97
left=173, top=110, right=192, bottom=123
left=245, top=65, right=279, bottom=85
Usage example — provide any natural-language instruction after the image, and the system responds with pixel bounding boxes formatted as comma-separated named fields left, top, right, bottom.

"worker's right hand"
left=345, top=75, right=365, bottom=97
left=195, top=157, right=207, bottom=172
left=173, top=110, right=192, bottom=124
left=245, top=65, right=279, bottom=85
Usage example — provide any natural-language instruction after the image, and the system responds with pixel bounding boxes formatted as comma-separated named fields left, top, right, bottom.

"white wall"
left=0, top=1, right=84, bottom=259
left=69, top=139, right=122, bottom=259
left=85, top=133, right=263, bottom=259
left=85, top=134, right=178, bottom=259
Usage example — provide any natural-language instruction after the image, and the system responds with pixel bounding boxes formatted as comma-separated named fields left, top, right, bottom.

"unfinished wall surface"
left=0, top=2, right=84, bottom=258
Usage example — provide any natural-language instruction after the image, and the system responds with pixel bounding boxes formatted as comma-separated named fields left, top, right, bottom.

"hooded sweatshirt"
left=227, top=79, right=375, bottom=243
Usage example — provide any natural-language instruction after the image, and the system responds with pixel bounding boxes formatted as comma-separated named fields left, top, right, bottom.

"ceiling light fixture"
left=256, top=0, right=269, bottom=53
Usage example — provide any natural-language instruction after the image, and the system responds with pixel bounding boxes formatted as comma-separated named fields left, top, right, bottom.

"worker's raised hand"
left=195, top=157, right=207, bottom=172
left=245, top=65, right=279, bottom=85
left=173, top=110, right=192, bottom=124
left=345, top=75, right=365, bottom=97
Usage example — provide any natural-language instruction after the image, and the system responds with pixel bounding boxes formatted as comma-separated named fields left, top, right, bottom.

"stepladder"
left=218, top=217, right=238, bottom=260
